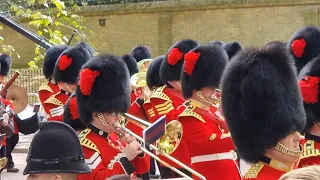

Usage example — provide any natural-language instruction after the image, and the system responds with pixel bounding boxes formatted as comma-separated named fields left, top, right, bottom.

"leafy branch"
left=6, top=0, right=95, bottom=69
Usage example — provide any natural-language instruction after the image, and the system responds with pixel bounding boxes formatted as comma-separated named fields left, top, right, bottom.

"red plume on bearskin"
left=78, top=68, right=100, bottom=96
left=69, top=97, right=79, bottom=120
left=58, top=55, right=73, bottom=71
left=299, top=76, right=319, bottom=104
left=184, top=51, right=200, bottom=75
left=168, top=48, right=183, bottom=65
left=291, top=38, right=306, bottom=58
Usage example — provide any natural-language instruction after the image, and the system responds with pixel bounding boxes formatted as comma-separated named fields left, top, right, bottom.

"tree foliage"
left=0, top=0, right=94, bottom=69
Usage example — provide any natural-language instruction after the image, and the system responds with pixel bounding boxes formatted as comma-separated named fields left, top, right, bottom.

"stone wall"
left=1, top=0, right=320, bottom=68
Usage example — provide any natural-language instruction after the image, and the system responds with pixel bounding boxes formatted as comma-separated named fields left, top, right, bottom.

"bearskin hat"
left=287, top=26, right=320, bottom=73
left=53, top=42, right=92, bottom=84
left=160, top=39, right=199, bottom=83
left=146, top=55, right=165, bottom=89
left=64, top=93, right=85, bottom=131
left=181, top=45, right=228, bottom=98
left=43, top=45, right=68, bottom=79
left=298, top=55, right=320, bottom=133
left=0, top=53, right=12, bottom=76
left=221, top=41, right=242, bottom=60
left=130, top=45, right=151, bottom=62
left=221, top=44, right=306, bottom=163
left=121, top=54, right=139, bottom=77
left=75, top=54, right=130, bottom=125
left=208, top=40, right=223, bottom=48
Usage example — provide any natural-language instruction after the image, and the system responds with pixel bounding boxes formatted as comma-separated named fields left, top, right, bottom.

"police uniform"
left=287, top=25, right=320, bottom=73
left=221, top=43, right=306, bottom=180
left=23, top=121, right=91, bottom=176
left=44, top=42, right=92, bottom=121
left=177, top=45, right=239, bottom=180
left=297, top=54, right=320, bottom=167
left=38, top=45, right=68, bottom=106
left=75, top=54, right=150, bottom=180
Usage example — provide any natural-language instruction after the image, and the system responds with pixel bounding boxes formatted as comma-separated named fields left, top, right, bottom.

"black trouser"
left=5, top=134, right=19, bottom=168
left=159, top=166, right=192, bottom=178
left=149, top=157, right=157, bottom=175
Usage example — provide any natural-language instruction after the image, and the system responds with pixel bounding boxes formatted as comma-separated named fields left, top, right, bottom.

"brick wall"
left=1, top=0, right=320, bottom=68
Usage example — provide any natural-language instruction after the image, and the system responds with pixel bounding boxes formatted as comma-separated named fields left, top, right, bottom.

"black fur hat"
left=146, top=55, right=165, bottom=89
left=181, top=45, right=228, bottom=98
left=160, top=39, right=199, bottom=83
left=0, top=53, right=12, bottom=76
left=221, top=41, right=242, bottom=60
left=121, top=54, right=138, bottom=77
left=298, top=55, right=320, bottom=133
left=63, top=93, right=85, bottom=131
left=43, top=45, right=69, bottom=79
left=130, top=45, right=151, bottom=62
left=287, top=26, right=320, bottom=73
left=53, top=42, right=92, bottom=84
left=208, top=40, right=223, bottom=48
left=75, top=54, right=130, bottom=125
left=221, top=44, right=306, bottom=163
left=23, top=121, right=90, bottom=175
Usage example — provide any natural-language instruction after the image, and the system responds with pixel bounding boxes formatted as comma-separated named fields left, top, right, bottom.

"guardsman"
left=144, top=55, right=165, bottom=123
left=221, top=43, right=306, bottom=179
left=221, top=41, right=242, bottom=61
left=121, top=54, right=139, bottom=104
left=149, top=39, right=198, bottom=178
left=76, top=54, right=150, bottom=180
left=143, top=55, right=165, bottom=179
left=38, top=45, right=68, bottom=106
left=177, top=44, right=239, bottom=180
left=297, top=54, right=320, bottom=167
left=287, top=25, right=320, bottom=73
left=63, top=93, right=86, bottom=134
left=43, top=42, right=92, bottom=122
left=130, top=45, right=151, bottom=62
left=0, top=53, right=20, bottom=173
left=23, top=121, right=91, bottom=180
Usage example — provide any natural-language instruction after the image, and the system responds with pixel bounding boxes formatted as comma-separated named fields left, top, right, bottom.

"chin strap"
left=274, top=142, right=302, bottom=157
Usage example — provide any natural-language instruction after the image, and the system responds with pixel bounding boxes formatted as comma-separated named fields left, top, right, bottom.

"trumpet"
left=115, top=113, right=206, bottom=180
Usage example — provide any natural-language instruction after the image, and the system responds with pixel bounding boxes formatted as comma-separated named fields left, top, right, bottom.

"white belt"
left=191, top=151, right=237, bottom=164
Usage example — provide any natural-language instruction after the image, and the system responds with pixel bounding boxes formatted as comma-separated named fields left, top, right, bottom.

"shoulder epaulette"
left=43, top=92, right=64, bottom=106
left=150, top=86, right=172, bottom=102
left=244, top=162, right=264, bottom=179
left=38, top=82, right=53, bottom=93
left=301, top=140, right=320, bottom=159
left=79, top=129, right=100, bottom=154
left=178, top=106, right=205, bottom=123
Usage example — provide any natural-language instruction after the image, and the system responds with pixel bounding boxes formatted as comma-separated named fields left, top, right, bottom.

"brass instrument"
left=6, top=84, right=28, bottom=114
left=130, top=59, right=153, bottom=100
left=116, top=113, right=206, bottom=180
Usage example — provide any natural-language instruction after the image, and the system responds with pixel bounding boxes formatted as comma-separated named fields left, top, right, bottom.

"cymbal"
left=6, top=85, right=28, bottom=114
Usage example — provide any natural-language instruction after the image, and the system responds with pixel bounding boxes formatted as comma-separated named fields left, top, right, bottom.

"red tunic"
left=126, top=98, right=148, bottom=138
left=298, top=134, right=320, bottom=167
left=38, top=80, right=60, bottom=106
left=77, top=128, right=150, bottom=180
left=177, top=99, right=240, bottom=180
left=243, top=159, right=294, bottom=180
left=43, top=90, right=70, bottom=122
left=0, top=98, right=14, bottom=146
left=148, top=86, right=191, bottom=170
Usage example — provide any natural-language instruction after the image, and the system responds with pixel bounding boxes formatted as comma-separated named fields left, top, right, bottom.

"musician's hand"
left=121, top=132, right=136, bottom=144
left=122, top=140, right=143, bottom=161
left=2, top=113, right=9, bottom=126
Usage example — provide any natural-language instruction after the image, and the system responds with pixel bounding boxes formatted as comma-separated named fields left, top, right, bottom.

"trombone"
left=114, top=113, right=206, bottom=180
